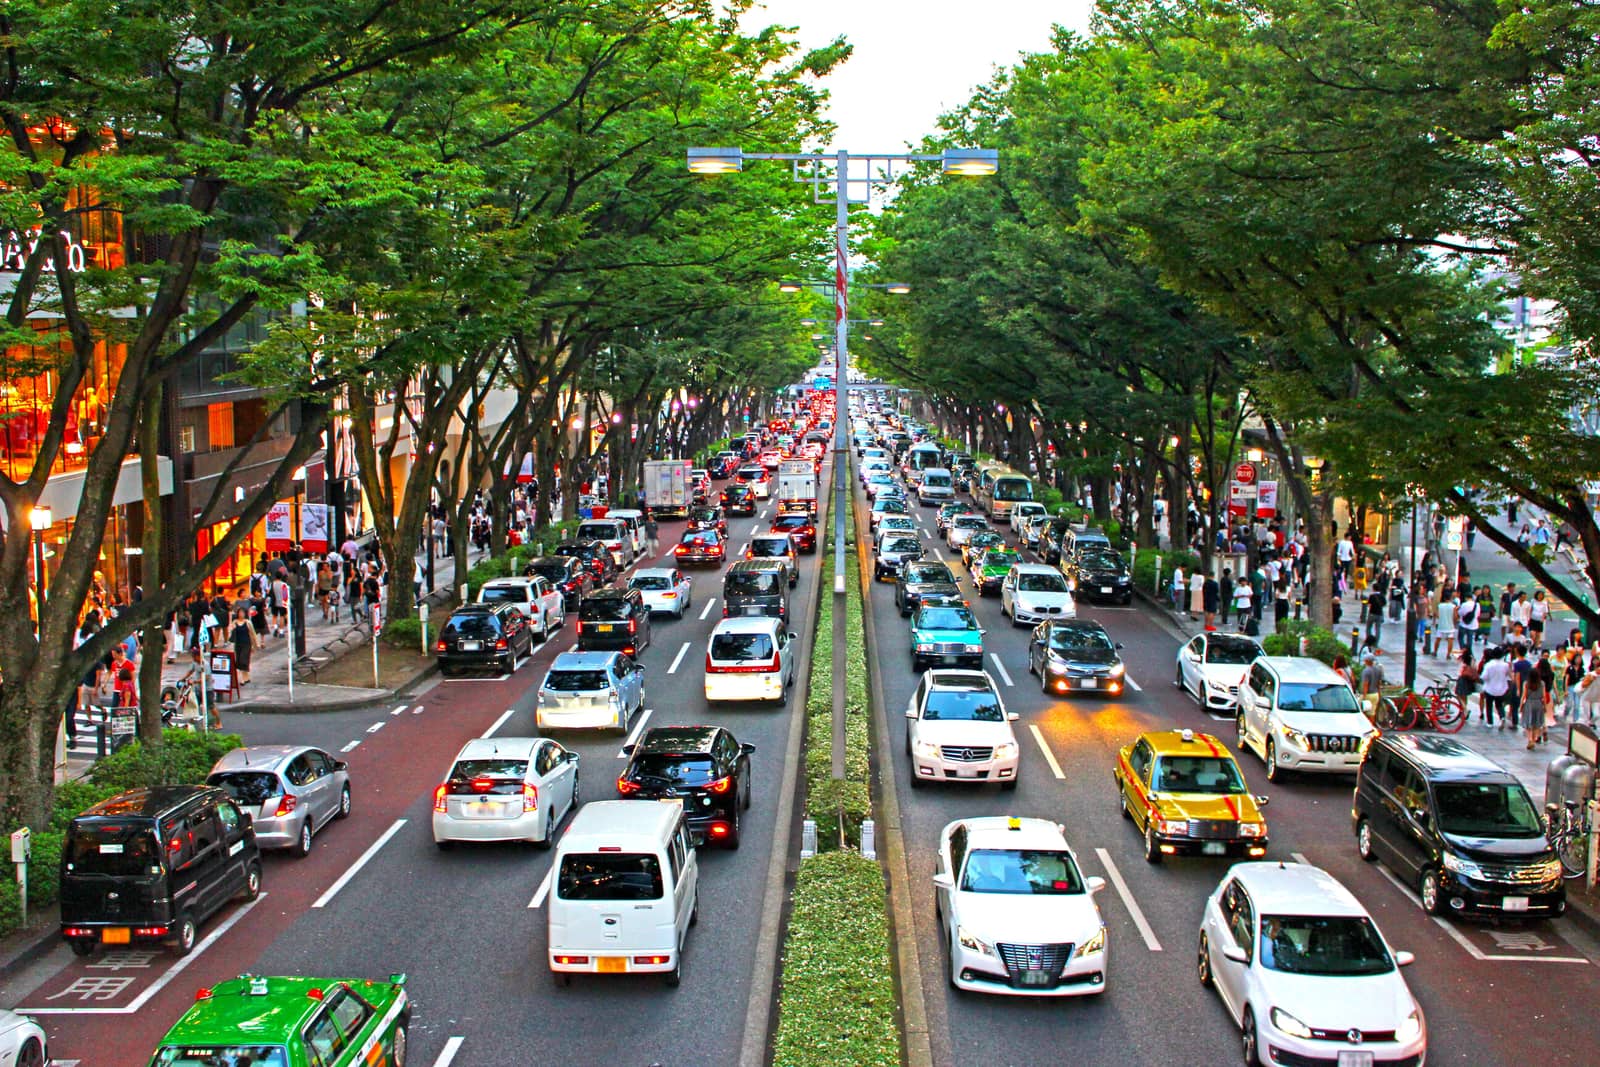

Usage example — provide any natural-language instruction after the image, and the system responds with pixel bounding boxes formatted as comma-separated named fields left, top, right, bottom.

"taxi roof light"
left=1180, top=729, right=1195, bottom=743
left=249, top=977, right=269, bottom=996
left=1007, top=817, right=1021, bottom=831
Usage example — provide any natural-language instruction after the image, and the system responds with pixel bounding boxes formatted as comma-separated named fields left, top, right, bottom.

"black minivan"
left=1353, top=733, right=1564, bottom=918
left=723, top=560, right=788, bottom=621
left=61, top=785, right=262, bottom=957
left=578, top=588, right=652, bottom=657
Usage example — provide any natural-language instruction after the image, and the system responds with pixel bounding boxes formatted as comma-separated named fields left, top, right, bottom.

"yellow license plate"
left=596, top=623, right=614, bottom=632
left=102, top=927, right=131, bottom=944
left=597, top=957, right=627, bottom=974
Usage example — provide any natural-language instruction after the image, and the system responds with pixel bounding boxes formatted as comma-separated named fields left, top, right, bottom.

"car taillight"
left=627, top=619, right=637, bottom=633
left=708, top=775, right=734, bottom=794
left=274, top=794, right=297, bottom=818
left=633, top=955, right=671, bottom=966
left=433, top=784, right=448, bottom=812
left=617, top=776, right=640, bottom=795
left=435, top=640, right=447, bottom=652
left=495, top=637, right=509, bottom=650
left=522, top=783, right=538, bottom=813
left=471, top=776, right=496, bottom=792
left=675, top=546, right=687, bottom=554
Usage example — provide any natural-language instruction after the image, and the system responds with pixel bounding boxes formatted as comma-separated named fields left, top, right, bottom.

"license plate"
left=1100, top=586, right=1114, bottom=595
left=1503, top=896, right=1530, bottom=912
left=1081, top=678, right=1098, bottom=689
left=460, top=640, right=481, bottom=651
left=745, top=607, right=764, bottom=616
left=1202, top=842, right=1227, bottom=856
left=597, top=957, right=628, bottom=974
left=596, top=623, right=614, bottom=632
left=1337, top=1053, right=1374, bottom=1067
left=468, top=800, right=502, bottom=816
left=102, top=928, right=131, bottom=944
left=1016, top=971, right=1053, bottom=987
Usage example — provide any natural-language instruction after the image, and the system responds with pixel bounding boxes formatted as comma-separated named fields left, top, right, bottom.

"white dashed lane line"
left=432, top=1038, right=466, bottom=1067
left=699, top=597, right=717, bottom=621
left=483, top=706, right=518, bottom=737
left=365, top=721, right=386, bottom=734
left=527, top=868, right=554, bottom=910
left=1027, top=725, right=1065, bottom=779
left=339, top=740, right=361, bottom=753
left=669, top=641, right=692, bottom=674
left=313, top=820, right=408, bottom=909
left=390, top=703, right=408, bottom=716
left=988, top=653, right=1014, bottom=687
left=619, top=707, right=655, bottom=758
left=1094, top=848, right=1164, bottom=952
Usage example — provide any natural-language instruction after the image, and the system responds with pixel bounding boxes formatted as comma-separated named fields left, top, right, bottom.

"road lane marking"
left=619, top=707, right=654, bottom=757
left=739, top=541, right=749, bottom=555
left=366, top=721, right=386, bottom=734
left=988, top=653, right=1014, bottom=687
left=413, top=705, right=424, bottom=714
left=1028, top=725, right=1065, bottom=779
left=669, top=641, right=691, bottom=674
left=1291, top=852, right=1312, bottom=866
left=933, top=548, right=945, bottom=560
left=483, top=706, right=518, bottom=737
left=528, top=867, right=554, bottom=909
left=432, top=1038, right=466, bottom=1067
left=1094, top=849, right=1163, bottom=952
left=1125, top=676, right=1141, bottom=692
left=21, top=896, right=268, bottom=1015
left=339, top=740, right=361, bottom=753
left=390, top=703, right=408, bottom=716
left=699, top=597, right=717, bottom=620
left=1370, top=863, right=1588, bottom=963
left=313, top=819, right=407, bottom=909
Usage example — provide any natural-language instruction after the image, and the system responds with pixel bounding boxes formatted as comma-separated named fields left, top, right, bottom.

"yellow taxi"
left=1113, top=729, right=1268, bottom=864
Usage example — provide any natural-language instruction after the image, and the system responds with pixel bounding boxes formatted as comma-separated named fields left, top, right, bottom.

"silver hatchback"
left=207, top=745, right=352, bottom=857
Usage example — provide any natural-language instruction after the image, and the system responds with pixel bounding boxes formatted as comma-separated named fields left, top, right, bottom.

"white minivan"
left=548, top=800, right=698, bottom=987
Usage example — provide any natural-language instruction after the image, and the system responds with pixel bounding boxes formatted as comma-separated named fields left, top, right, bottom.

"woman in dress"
left=230, top=607, right=255, bottom=685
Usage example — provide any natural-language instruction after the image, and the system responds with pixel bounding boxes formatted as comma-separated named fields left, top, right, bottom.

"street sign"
left=371, top=604, right=383, bottom=635
left=813, top=376, right=832, bottom=391
left=1233, top=462, right=1257, bottom=486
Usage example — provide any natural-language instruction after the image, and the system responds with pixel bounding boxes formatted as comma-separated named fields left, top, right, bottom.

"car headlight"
left=1280, top=724, right=1307, bottom=749
left=1155, top=817, right=1188, bottom=835
left=1397, top=1005, right=1423, bottom=1043
left=1239, top=822, right=1267, bottom=838
left=1441, top=852, right=1485, bottom=879
left=956, top=925, right=995, bottom=956
left=1077, top=925, right=1107, bottom=957
left=1270, top=1007, right=1313, bottom=1040
left=1536, top=858, right=1564, bottom=881
left=916, top=642, right=936, bottom=652
left=915, top=740, right=943, bottom=759
left=1108, top=663, right=1126, bottom=678
left=993, top=742, right=1019, bottom=760
left=1206, top=678, right=1231, bottom=693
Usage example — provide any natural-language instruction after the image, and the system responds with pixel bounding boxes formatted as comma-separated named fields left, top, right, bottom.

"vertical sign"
left=264, top=503, right=292, bottom=552
left=1255, top=480, right=1278, bottom=517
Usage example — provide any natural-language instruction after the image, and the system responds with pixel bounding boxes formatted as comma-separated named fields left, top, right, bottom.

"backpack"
left=1458, top=601, right=1477, bottom=626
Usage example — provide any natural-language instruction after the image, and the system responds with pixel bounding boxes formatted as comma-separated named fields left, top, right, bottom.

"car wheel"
left=1356, top=818, right=1377, bottom=862
left=664, top=954, right=682, bottom=988
left=435, top=839, right=455, bottom=851
left=534, top=812, right=554, bottom=850
left=742, top=777, right=752, bottom=811
left=689, top=890, right=699, bottom=927
left=1117, top=777, right=1132, bottom=820
left=1197, top=932, right=1214, bottom=988
left=908, top=755, right=925, bottom=789
left=1241, top=1007, right=1260, bottom=1066
left=294, top=820, right=313, bottom=858
left=554, top=970, right=572, bottom=988
left=391, top=1025, right=408, bottom=1067
left=1175, top=665, right=1184, bottom=689
left=1419, top=867, right=1444, bottom=915
left=1237, top=714, right=1249, bottom=752
left=912, top=655, right=924, bottom=672
left=68, top=939, right=95, bottom=958
left=16, top=1039, right=43, bottom=1067
left=241, top=861, right=262, bottom=901
left=1264, top=740, right=1282, bottom=783
left=337, top=784, right=352, bottom=819
left=725, top=806, right=741, bottom=850
left=1041, top=669, right=1052, bottom=695
left=1144, top=824, right=1163, bottom=865
left=173, top=913, right=198, bottom=957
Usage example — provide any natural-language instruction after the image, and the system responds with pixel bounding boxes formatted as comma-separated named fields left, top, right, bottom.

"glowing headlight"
left=916, top=643, right=936, bottom=652
left=1109, top=663, right=1126, bottom=678
left=993, top=742, right=1019, bottom=760
left=1270, top=1007, right=1313, bottom=1039
left=916, top=740, right=943, bottom=759
left=1239, top=822, right=1267, bottom=838
left=1077, top=926, right=1107, bottom=957
left=957, top=925, right=995, bottom=956
left=1442, top=852, right=1484, bottom=879
left=1397, top=1005, right=1423, bottom=1043
left=1280, top=725, right=1307, bottom=749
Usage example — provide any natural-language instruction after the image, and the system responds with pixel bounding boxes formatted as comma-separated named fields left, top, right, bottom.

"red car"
left=769, top=514, right=817, bottom=553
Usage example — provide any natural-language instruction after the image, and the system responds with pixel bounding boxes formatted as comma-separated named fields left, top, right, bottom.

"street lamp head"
left=941, top=147, right=999, bottom=177
left=292, top=465, right=308, bottom=483
left=29, top=505, right=51, bottom=531
left=778, top=281, right=804, bottom=293
left=687, top=147, right=743, bottom=174
left=885, top=283, right=911, bottom=295
left=611, top=412, right=623, bottom=425
left=1246, top=448, right=1265, bottom=463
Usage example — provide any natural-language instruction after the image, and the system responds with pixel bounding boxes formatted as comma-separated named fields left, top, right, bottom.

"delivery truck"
left=777, top=460, right=818, bottom=518
left=642, top=459, right=693, bottom=518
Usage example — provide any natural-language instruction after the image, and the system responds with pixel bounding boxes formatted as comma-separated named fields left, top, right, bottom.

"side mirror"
left=1221, top=944, right=1249, bottom=965
left=979, top=628, right=988, bottom=636
left=1410, top=807, right=1430, bottom=827
left=334, top=760, right=348, bottom=772
left=1086, top=876, right=1106, bottom=895
left=1115, top=642, right=1125, bottom=650
left=1255, top=795, right=1269, bottom=807
left=1007, top=712, right=1020, bottom=722
left=567, top=752, right=581, bottom=764
left=239, top=812, right=254, bottom=829
left=932, top=873, right=954, bottom=891
left=788, top=632, right=798, bottom=640
left=621, top=744, right=636, bottom=756
left=742, top=743, right=756, bottom=755
left=1393, top=950, right=1415, bottom=967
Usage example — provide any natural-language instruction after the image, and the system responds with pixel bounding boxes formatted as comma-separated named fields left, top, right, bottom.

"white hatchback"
left=629, top=567, right=693, bottom=617
left=1199, top=862, right=1425, bottom=1066
left=703, top=617, right=797, bottom=704
left=477, top=576, right=566, bottom=638
left=934, top=816, right=1108, bottom=996
left=432, top=737, right=580, bottom=849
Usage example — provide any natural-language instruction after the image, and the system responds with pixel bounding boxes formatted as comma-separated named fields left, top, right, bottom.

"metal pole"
left=831, top=148, right=850, bottom=783
left=1404, top=501, right=1418, bottom=688
left=32, top=531, right=44, bottom=605
left=286, top=595, right=296, bottom=704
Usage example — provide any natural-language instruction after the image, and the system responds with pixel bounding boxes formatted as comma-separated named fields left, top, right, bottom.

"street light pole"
left=1404, top=498, right=1419, bottom=688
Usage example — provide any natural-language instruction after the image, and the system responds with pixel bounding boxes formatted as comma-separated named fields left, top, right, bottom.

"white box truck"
left=777, top=460, right=818, bottom=518
left=642, top=459, right=693, bottom=518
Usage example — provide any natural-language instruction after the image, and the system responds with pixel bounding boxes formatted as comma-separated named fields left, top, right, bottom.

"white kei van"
left=548, top=800, right=699, bottom=987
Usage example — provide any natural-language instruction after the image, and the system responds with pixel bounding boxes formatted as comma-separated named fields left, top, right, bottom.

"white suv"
left=1236, top=656, right=1373, bottom=782
left=476, top=576, right=565, bottom=638
left=704, top=617, right=796, bottom=704
left=904, top=670, right=1020, bottom=789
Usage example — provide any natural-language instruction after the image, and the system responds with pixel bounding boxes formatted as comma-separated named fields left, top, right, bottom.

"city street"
left=7, top=480, right=826, bottom=1066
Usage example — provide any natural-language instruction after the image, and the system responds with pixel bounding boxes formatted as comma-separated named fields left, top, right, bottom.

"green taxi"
left=147, top=974, right=410, bottom=1067
left=910, top=599, right=986, bottom=671
left=973, top=548, right=1021, bottom=596
left=960, top=530, right=1006, bottom=569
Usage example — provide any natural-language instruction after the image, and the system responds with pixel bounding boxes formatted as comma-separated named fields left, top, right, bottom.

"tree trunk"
left=138, top=382, right=166, bottom=745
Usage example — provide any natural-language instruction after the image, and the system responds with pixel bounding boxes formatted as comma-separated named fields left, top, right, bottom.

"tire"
left=294, top=820, right=313, bottom=858
left=1419, top=867, right=1444, bottom=915
left=1175, top=666, right=1184, bottom=689
left=912, top=655, right=924, bottom=672
left=1379, top=696, right=1416, bottom=732
left=1197, top=933, right=1214, bottom=988
left=664, top=955, right=682, bottom=987
left=68, top=939, right=95, bottom=958
left=689, top=890, right=699, bottom=927
left=173, top=913, right=198, bottom=957
left=17, top=1039, right=43, bottom=1067
left=570, top=774, right=582, bottom=818
left=1118, top=777, right=1132, bottom=820
left=336, top=784, right=352, bottom=819
left=742, top=777, right=752, bottom=811
left=1434, top=696, right=1467, bottom=733
left=391, top=1025, right=408, bottom=1067
left=241, top=861, right=262, bottom=901
left=724, top=806, right=741, bottom=850
left=554, top=971, right=572, bottom=988
left=1237, top=714, right=1249, bottom=752
left=1242, top=1007, right=1260, bottom=1066
left=1144, top=824, right=1163, bottom=864
left=1356, top=818, right=1377, bottom=862
left=1264, top=739, right=1283, bottom=783
left=435, top=839, right=455, bottom=851
left=908, top=756, right=925, bottom=789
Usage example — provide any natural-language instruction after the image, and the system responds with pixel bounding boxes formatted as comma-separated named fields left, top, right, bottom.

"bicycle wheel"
left=1556, top=822, right=1590, bottom=879
left=1377, top=696, right=1415, bottom=732
left=1432, top=696, right=1467, bottom=733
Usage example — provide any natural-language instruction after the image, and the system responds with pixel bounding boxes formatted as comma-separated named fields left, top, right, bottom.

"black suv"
left=617, top=726, right=755, bottom=848
left=577, top=588, right=652, bottom=657
left=720, top=483, right=756, bottom=516
left=524, top=555, right=593, bottom=611
left=60, top=785, right=262, bottom=957
left=553, top=539, right=617, bottom=584
left=1354, top=733, right=1564, bottom=918
left=895, top=560, right=961, bottom=617
left=1039, top=518, right=1074, bottom=564
left=1066, top=546, right=1133, bottom=605
left=436, top=603, right=534, bottom=676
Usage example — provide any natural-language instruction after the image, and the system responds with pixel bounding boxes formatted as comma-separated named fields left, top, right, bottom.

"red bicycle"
left=1376, top=684, right=1466, bottom=733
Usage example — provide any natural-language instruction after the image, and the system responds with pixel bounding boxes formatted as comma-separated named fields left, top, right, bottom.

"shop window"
left=207, top=403, right=235, bottom=450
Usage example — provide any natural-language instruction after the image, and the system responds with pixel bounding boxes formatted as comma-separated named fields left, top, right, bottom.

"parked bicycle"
left=1546, top=799, right=1591, bottom=879
left=1375, top=683, right=1467, bottom=733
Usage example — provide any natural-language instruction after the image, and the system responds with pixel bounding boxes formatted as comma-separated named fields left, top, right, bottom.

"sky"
left=744, top=0, right=1097, bottom=153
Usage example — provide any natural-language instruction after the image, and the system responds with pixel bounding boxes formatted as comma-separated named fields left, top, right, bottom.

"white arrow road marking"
left=366, top=721, right=386, bottom=734
left=1094, top=849, right=1163, bottom=952
left=313, top=820, right=407, bottom=909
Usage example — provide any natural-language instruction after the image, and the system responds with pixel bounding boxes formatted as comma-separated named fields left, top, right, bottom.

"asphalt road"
left=858, top=468, right=1600, bottom=1067
left=12, top=470, right=826, bottom=1067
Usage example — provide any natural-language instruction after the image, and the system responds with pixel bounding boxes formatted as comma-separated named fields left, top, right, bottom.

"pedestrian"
left=1365, top=587, right=1386, bottom=649
left=1498, top=583, right=1518, bottom=641
left=1336, top=532, right=1355, bottom=580
left=1433, top=596, right=1457, bottom=660
left=1508, top=647, right=1535, bottom=730
left=1387, top=576, right=1405, bottom=622
left=1359, top=653, right=1386, bottom=697
left=1219, top=569, right=1234, bottom=626
left=346, top=567, right=364, bottom=624
left=412, top=558, right=424, bottom=604
left=1564, top=648, right=1585, bottom=722
left=1476, top=586, right=1494, bottom=647
left=1202, top=572, right=1219, bottom=631
left=644, top=514, right=660, bottom=557
left=1455, top=651, right=1480, bottom=716
left=1481, top=649, right=1511, bottom=727
left=1332, top=654, right=1354, bottom=690
left=1580, top=652, right=1600, bottom=725
left=1520, top=651, right=1546, bottom=750
left=230, top=607, right=255, bottom=685
left=1232, top=579, right=1254, bottom=632
left=1528, top=590, right=1550, bottom=649
left=1188, top=571, right=1204, bottom=620
left=1537, top=650, right=1557, bottom=741
left=316, top=562, right=334, bottom=622
left=1456, top=594, right=1478, bottom=656
left=1465, top=515, right=1477, bottom=550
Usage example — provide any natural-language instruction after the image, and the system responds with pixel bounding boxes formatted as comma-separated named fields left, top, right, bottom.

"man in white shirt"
left=1336, top=534, right=1356, bottom=578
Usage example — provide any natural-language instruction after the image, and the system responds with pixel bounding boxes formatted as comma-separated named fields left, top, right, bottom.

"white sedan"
left=933, top=816, right=1108, bottom=996
left=1199, top=862, right=1425, bottom=1067
left=0, top=1011, right=46, bottom=1067
left=629, top=567, right=693, bottom=617
left=1175, top=633, right=1263, bottom=712
left=432, top=736, right=580, bottom=849
left=1000, top=563, right=1076, bottom=625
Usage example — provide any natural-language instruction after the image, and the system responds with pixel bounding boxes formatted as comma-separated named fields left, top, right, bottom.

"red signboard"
left=1233, top=462, right=1257, bottom=486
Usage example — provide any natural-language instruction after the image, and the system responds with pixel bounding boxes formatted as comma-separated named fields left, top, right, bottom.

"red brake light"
left=195, top=987, right=213, bottom=1001
left=554, top=955, right=590, bottom=965
left=708, top=823, right=730, bottom=837
left=617, top=776, right=640, bottom=796
left=495, top=637, right=509, bottom=650
left=471, top=777, right=495, bottom=793
left=435, top=640, right=447, bottom=652
left=708, top=775, right=734, bottom=794
left=633, top=955, right=671, bottom=965
left=576, top=621, right=585, bottom=633
left=274, top=793, right=297, bottom=818
left=434, top=785, right=448, bottom=812
left=627, top=619, right=637, bottom=633
left=522, top=783, right=538, bottom=813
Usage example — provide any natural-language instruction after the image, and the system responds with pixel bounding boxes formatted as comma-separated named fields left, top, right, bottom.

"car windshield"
left=993, top=477, right=1033, bottom=502
left=1049, top=627, right=1114, bottom=654
left=1434, top=782, right=1544, bottom=837
left=479, top=586, right=529, bottom=604
left=443, top=614, right=498, bottom=638
left=630, top=575, right=672, bottom=591
left=1258, top=915, right=1394, bottom=976
left=1018, top=572, right=1067, bottom=593
left=906, top=563, right=955, bottom=583
left=64, top=822, right=163, bottom=877
left=207, top=771, right=283, bottom=804
left=1080, top=549, right=1124, bottom=571
left=960, top=849, right=1082, bottom=894
left=681, top=531, right=721, bottom=546
left=559, top=853, right=663, bottom=901
left=544, top=670, right=611, bottom=692
left=923, top=689, right=1004, bottom=722
left=711, top=632, right=775, bottom=660
left=1205, top=638, right=1261, bottom=665
left=954, top=517, right=987, bottom=529
left=918, top=608, right=978, bottom=631
left=630, top=754, right=715, bottom=785
left=577, top=523, right=620, bottom=541
left=884, top=538, right=921, bottom=553
left=923, top=474, right=951, bottom=486
left=1277, top=682, right=1362, bottom=712
left=151, top=1047, right=289, bottom=1067
left=691, top=508, right=721, bottom=522
left=1153, top=756, right=1246, bottom=794
left=580, top=599, right=631, bottom=621
left=773, top=517, right=809, bottom=531
left=450, top=758, right=528, bottom=780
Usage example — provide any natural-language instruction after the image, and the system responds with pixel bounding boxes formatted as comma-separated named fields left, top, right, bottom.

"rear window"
left=751, top=538, right=789, bottom=556
left=922, top=473, right=951, bottom=487
left=725, top=573, right=779, bottom=596
left=558, top=853, right=664, bottom=901
left=631, top=754, right=716, bottom=785
left=630, top=575, right=671, bottom=591
left=450, top=758, right=529, bottom=779
left=711, top=632, right=775, bottom=660
left=64, top=822, right=163, bottom=877
left=544, top=670, right=611, bottom=692
left=527, top=562, right=569, bottom=582
left=207, top=771, right=283, bottom=805
left=580, top=598, right=632, bottom=621
left=151, top=1047, right=289, bottom=1067
left=578, top=523, right=620, bottom=541
left=479, top=586, right=529, bottom=604
left=444, top=614, right=499, bottom=637
left=883, top=538, right=921, bottom=553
